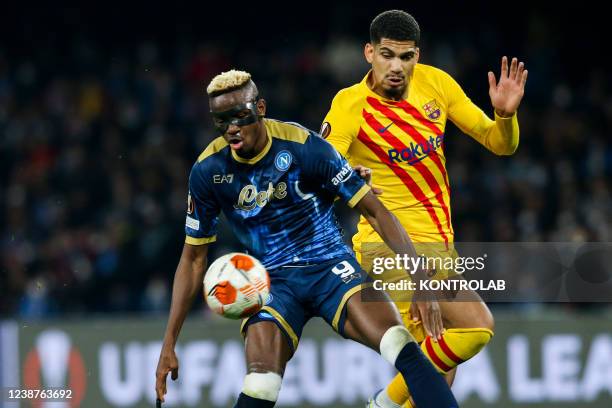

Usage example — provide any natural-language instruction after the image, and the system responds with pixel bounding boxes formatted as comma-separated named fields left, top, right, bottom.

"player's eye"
left=401, top=53, right=415, bottom=61
left=381, top=53, right=393, bottom=59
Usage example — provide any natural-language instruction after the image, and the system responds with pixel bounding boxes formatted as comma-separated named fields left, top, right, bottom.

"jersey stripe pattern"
left=324, top=64, right=458, bottom=246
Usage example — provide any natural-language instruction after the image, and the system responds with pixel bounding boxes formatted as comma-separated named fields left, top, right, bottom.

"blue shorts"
left=241, top=255, right=369, bottom=352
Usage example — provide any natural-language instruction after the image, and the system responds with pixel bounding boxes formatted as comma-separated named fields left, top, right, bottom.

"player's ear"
left=415, top=47, right=420, bottom=63
left=257, top=98, right=266, bottom=118
left=364, top=43, right=374, bottom=64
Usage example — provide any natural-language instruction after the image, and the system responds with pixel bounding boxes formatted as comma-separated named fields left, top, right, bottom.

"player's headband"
left=211, top=98, right=260, bottom=134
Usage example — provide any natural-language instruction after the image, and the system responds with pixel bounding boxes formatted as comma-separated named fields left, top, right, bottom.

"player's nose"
left=389, top=59, right=403, bottom=73
left=227, top=124, right=240, bottom=135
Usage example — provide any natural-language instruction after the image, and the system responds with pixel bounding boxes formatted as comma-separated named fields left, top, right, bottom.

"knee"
left=441, top=327, right=493, bottom=364
left=460, top=303, right=495, bottom=332
left=242, top=372, right=282, bottom=402
left=476, top=305, right=495, bottom=332
left=379, top=325, right=415, bottom=364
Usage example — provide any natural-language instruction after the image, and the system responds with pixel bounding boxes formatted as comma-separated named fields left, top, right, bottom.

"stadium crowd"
left=1, top=6, right=610, bottom=318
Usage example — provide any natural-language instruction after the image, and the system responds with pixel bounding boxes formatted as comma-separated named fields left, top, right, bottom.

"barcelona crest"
left=423, top=99, right=441, bottom=120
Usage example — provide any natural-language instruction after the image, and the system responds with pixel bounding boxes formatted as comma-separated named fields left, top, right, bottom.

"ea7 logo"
left=213, top=174, right=234, bottom=184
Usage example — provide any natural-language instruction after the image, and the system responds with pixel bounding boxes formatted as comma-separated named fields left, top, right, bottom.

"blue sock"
left=234, top=392, right=275, bottom=407
left=394, top=342, right=459, bottom=407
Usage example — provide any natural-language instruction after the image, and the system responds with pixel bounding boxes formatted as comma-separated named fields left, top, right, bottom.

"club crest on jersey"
left=423, top=99, right=441, bottom=120
left=275, top=150, right=292, bottom=171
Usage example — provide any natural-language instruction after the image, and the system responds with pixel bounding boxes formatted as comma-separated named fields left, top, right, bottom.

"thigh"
left=307, top=256, right=370, bottom=335
left=438, top=289, right=494, bottom=330
left=244, top=321, right=293, bottom=375
left=241, top=279, right=309, bottom=353
left=342, top=286, right=404, bottom=351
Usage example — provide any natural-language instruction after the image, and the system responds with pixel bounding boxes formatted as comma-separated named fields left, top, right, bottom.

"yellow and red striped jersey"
left=323, top=63, right=519, bottom=247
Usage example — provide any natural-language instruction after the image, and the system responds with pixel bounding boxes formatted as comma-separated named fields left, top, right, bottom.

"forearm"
left=371, top=208, right=416, bottom=257
left=357, top=193, right=421, bottom=261
left=368, top=207, right=434, bottom=284
left=451, top=103, right=520, bottom=156
left=163, top=245, right=208, bottom=347
left=482, top=111, right=520, bottom=155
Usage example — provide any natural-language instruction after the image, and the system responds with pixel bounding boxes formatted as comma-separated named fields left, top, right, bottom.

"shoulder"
left=414, top=63, right=459, bottom=88
left=414, top=63, right=454, bottom=80
left=304, top=129, right=343, bottom=161
left=330, top=82, right=365, bottom=112
left=413, top=64, right=465, bottom=105
left=265, top=118, right=310, bottom=144
left=265, top=118, right=339, bottom=161
left=332, top=82, right=363, bottom=102
left=325, top=83, right=366, bottom=139
left=192, top=136, right=228, bottom=180
left=197, top=136, right=229, bottom=163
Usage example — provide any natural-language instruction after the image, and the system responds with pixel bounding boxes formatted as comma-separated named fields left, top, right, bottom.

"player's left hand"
left=353, top=165, right=383, bottom=195
left=488, top=56, right=528, bottom=117
left=410, top=297, right=444, bottom=342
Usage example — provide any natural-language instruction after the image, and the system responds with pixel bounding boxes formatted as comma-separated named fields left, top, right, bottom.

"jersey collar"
left=230, top=119, right=273, bottom=165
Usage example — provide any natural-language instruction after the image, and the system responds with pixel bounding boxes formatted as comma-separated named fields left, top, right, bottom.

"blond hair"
left=206, top=70, right=252, bottom=96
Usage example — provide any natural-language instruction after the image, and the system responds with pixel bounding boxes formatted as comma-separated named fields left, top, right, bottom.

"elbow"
left=500, top=140, right=519, bottom=156
left=492, top=138, right=519, bottom=156
left=506, top=137, right=519, bottom=155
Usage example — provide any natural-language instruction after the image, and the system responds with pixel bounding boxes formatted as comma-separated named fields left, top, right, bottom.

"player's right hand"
left=155, top=345, right=179, bottom=403
left=353, top=165, right=383, bottom=195
left=410, top=297, right=444, bottom=342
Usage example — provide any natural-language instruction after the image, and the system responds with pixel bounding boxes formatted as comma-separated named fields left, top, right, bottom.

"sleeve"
left=184, top=162, right=220, bottom=245
left=304, top=134, right=370, bottom=208
left=321, top=91, right=358, bottom=157
left=444, top=72, right=520, bottom=156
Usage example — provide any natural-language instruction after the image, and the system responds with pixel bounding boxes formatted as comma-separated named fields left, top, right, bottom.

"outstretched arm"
left=355, top=192, right=443, bottom=340
left=155, top=243, right=209, bottom=403
left=449, top=56, right=528, bottom=156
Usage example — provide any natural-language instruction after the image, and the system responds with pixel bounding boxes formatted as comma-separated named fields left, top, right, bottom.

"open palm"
left=488, top=56, right=528, bottom=116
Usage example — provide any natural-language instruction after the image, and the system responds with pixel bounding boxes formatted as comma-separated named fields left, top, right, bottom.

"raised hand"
left=488, top=56, right=528, bottom=117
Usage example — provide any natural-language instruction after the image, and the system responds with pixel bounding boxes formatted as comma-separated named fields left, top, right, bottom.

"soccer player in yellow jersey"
left=322, top=10, right=528, bottom=408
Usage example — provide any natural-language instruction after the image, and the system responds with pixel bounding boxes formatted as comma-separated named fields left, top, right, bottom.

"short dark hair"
left=370, top=10, right=420, bottom=45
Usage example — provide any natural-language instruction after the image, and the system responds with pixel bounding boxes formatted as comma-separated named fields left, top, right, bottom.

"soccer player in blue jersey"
left=155, top=70, right=457, bottom=408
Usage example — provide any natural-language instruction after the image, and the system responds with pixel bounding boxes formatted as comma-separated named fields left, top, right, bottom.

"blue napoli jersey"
left=185, top=118, right=370, bottom=270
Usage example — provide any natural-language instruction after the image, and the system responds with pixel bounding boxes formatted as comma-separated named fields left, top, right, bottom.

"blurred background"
left=0, top=2, right=610, bottom=407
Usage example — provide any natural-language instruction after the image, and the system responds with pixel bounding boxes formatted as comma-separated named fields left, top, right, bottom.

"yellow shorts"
left=355, top=233, right=459, bottom=342
left=400, top=309, right=427, bottom=344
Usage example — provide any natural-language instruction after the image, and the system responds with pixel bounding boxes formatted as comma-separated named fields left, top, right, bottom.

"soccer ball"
left=203, top=253, right=270, bottom=319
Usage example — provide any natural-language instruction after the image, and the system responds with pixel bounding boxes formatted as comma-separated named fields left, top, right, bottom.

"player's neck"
left=237, top=123, right=269, bottom=159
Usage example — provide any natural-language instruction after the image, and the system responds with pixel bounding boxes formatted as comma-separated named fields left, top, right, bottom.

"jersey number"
left=331, top=261, right=355, bottom=279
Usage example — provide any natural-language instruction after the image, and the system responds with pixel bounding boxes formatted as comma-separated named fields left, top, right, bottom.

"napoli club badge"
left=275, top=151, right=292, bottom=171
left=423, top=99, right=441, bottom=120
